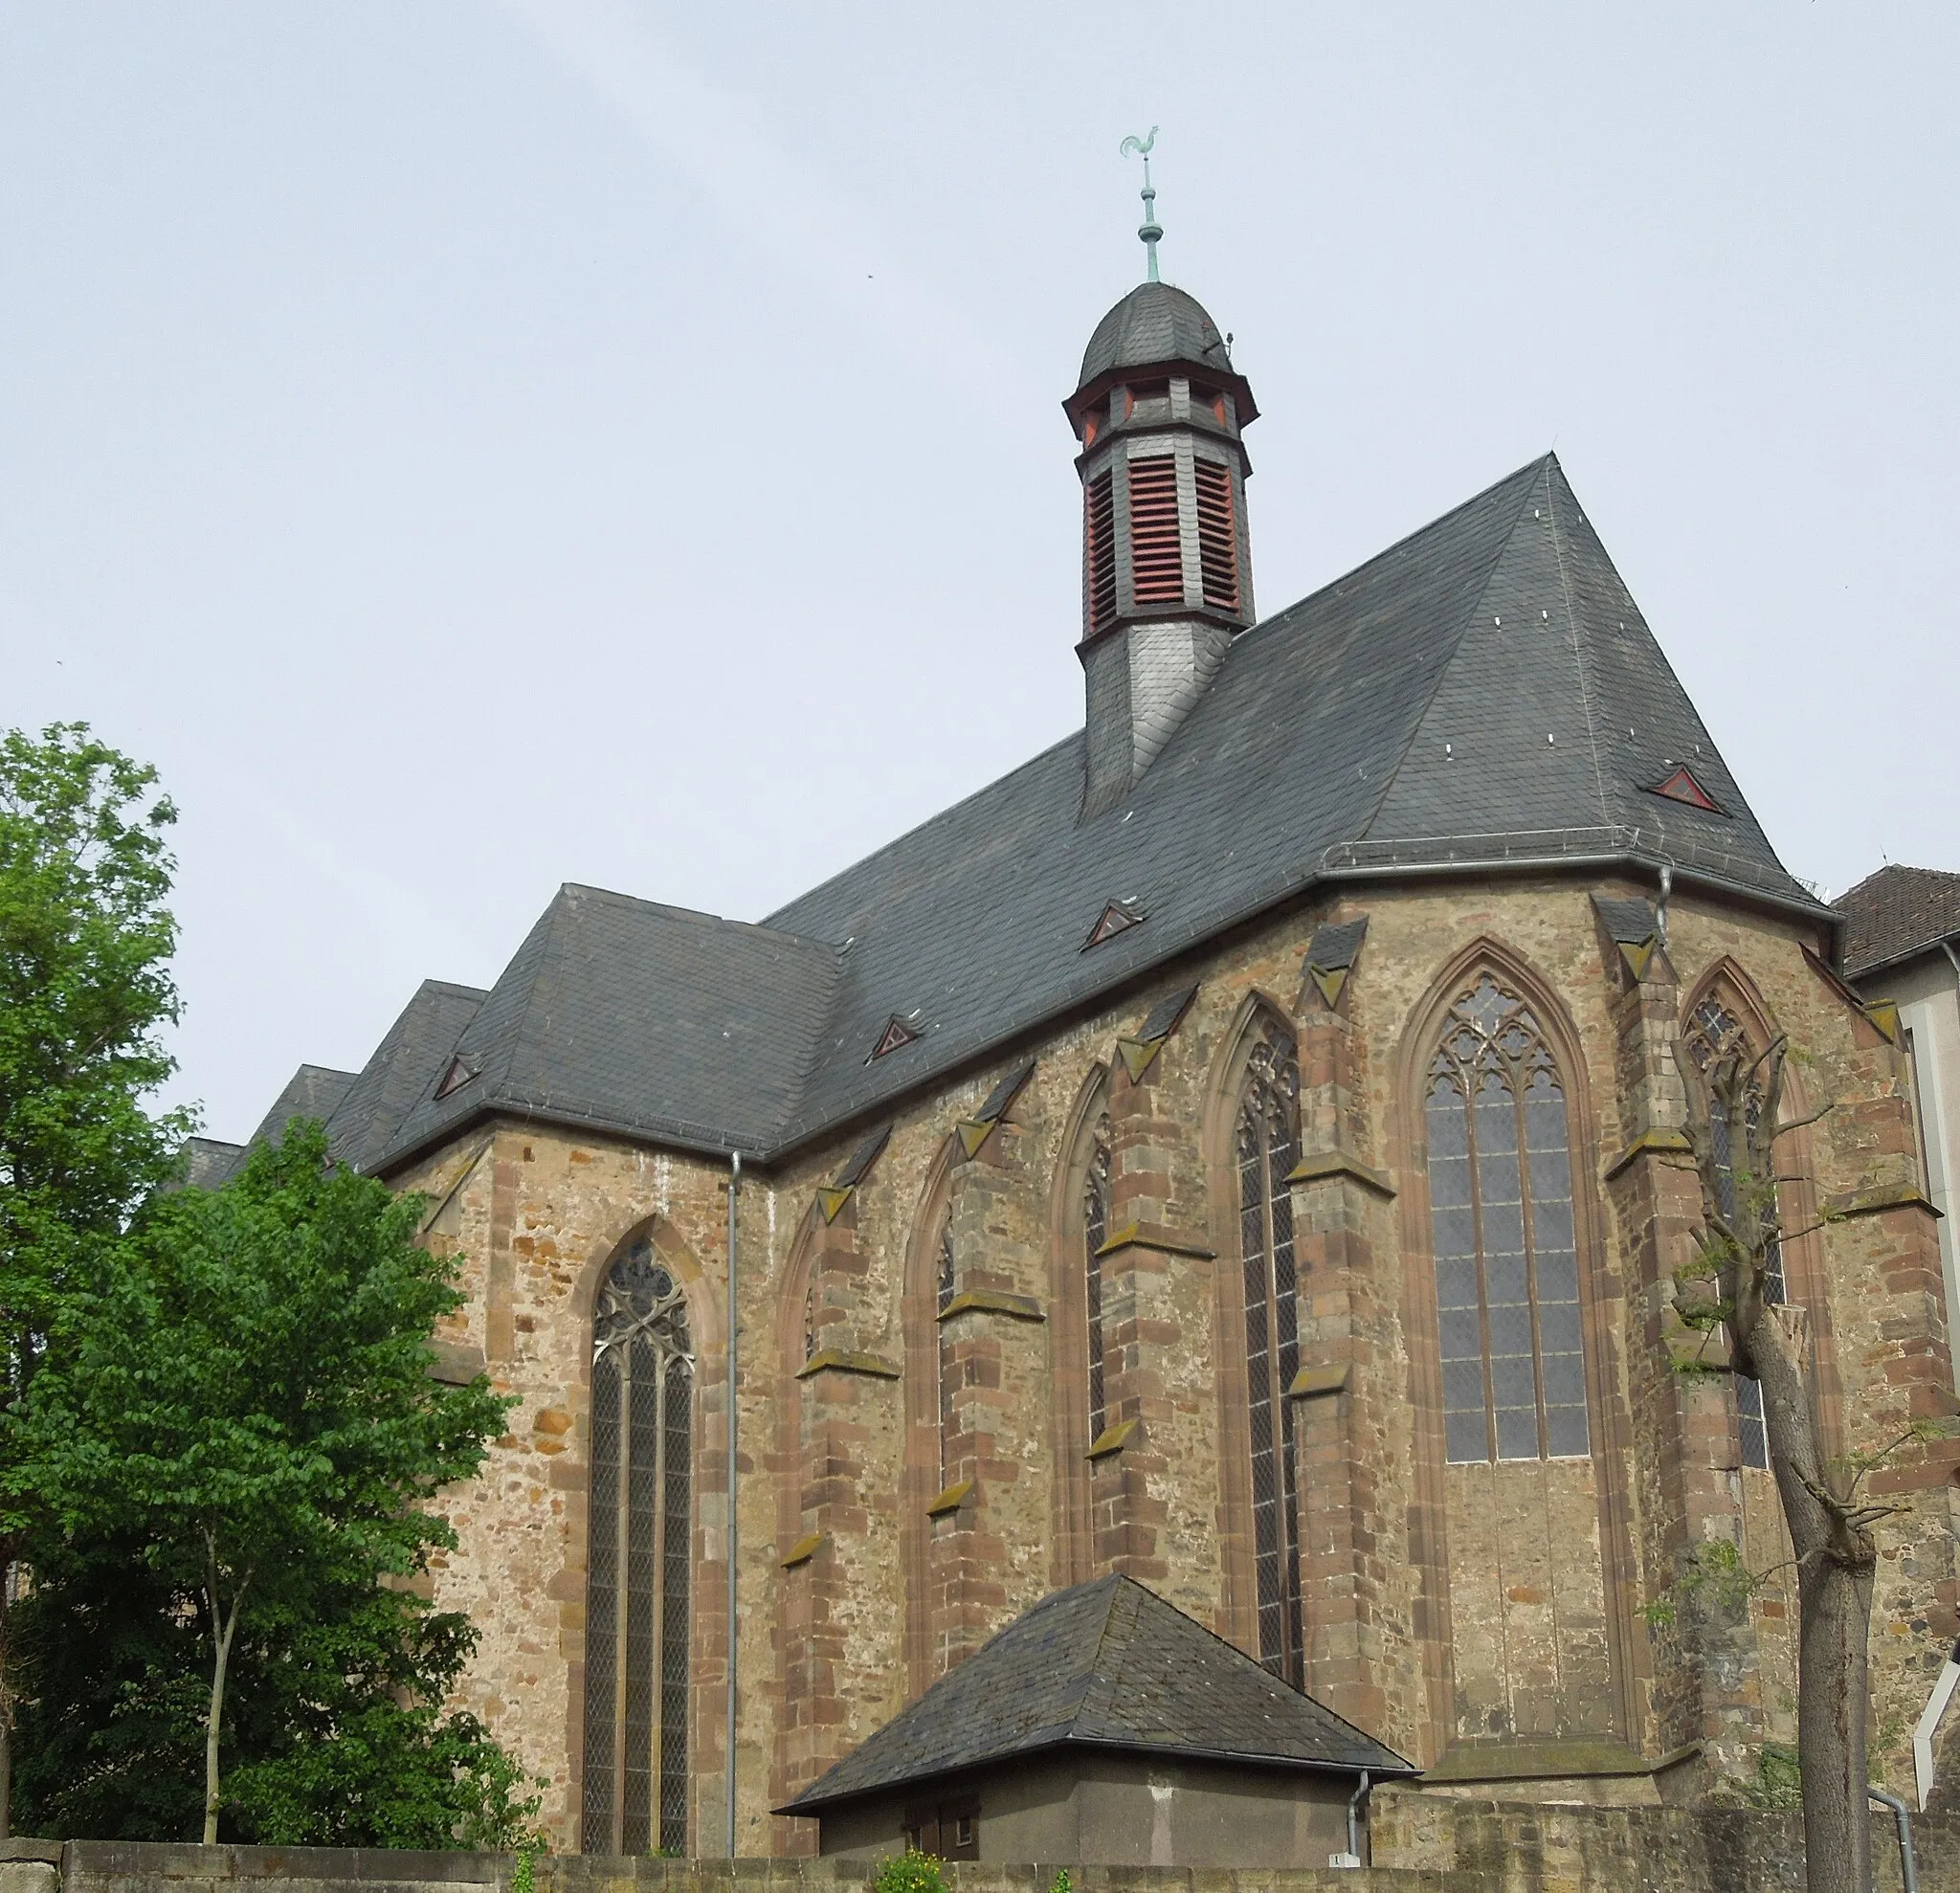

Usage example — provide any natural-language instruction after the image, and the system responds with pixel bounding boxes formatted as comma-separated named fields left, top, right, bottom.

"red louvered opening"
left=1128, top=457, right=1184, bottom=605
left=1084, top=470, right=1116, bottom=637
left=1194, top=458, right=1238, bottom=611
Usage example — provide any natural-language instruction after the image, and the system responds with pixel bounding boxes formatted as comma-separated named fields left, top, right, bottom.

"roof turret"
left=1077, top=280, right=1235, bottom=392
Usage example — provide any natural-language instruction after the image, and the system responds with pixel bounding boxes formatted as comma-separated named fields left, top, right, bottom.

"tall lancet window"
left=1083, top=1112, right=1113, bottom=1443
left=1683, top=995, right=1784, bottom=1471
left=582, top=1238, right=693, bottom=1856
left=936, top=1214, right=957, bottom=1484
left=1236, top=1018, right=1304, bottom=1686
left=1426, top=976, right=1590, bottom=1464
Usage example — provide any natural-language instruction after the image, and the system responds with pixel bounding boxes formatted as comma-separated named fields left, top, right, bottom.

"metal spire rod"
left=1120, top=127, right=1163, bottom=281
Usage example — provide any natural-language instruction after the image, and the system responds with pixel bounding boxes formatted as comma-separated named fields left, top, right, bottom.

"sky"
left=3, top=4, right=1956, bottom=1143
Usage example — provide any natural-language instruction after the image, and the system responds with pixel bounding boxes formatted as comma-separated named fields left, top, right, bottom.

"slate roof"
left=323, top=979, right=489, bottom=1171
left=778, top=1574, right=1413, bottom=1814
left=374, top=886, right=843, bottom=1165
left=1078, top=281, right=1235, bottom=390
left=1836, top=865, right=1960, bottom=981
left=248, top=1063, right=358, bottom=1151
left=176, top=1137, right=247, bottom=1191
left=241, top=452, right=1826, bottom=1174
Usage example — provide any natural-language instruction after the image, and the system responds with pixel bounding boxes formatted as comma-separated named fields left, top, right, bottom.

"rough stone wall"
left=388, top=874, right=1956, bottom=1856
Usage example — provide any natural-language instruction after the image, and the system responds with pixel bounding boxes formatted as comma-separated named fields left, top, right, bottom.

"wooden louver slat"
left=1194, top=458, right=1238, bottom=610
left=1127, top=457, right=1185, bottom=605
left=1084, top=470, right=1116, bottom=636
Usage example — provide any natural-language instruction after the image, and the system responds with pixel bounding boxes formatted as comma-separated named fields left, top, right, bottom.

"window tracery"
left=1236, top=1017, right=1305, bottom=1686
left=936, top=1214, right=956, bottom=1485
left=1682, top=993, right=1784, bottom=1471
left=1424, top=975, right=1590, bottom=1464
left=582, top=1236, right=693, bottom=1856
left=1083, top=1112, right=1113, bottom=1443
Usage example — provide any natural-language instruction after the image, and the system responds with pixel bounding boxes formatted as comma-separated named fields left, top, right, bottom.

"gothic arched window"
left=1084, top=1112, right=1113, bottom=1444
left=1425, top=976, right=1590, bottom=1464
left=1236, top=1018, right=1304, bottom=1686
left=1682, top=994, right=1784, bottom=1471
left=582, top=1237, right=693, bottom=1856
left=936, top=1214, right=956, bottom=1484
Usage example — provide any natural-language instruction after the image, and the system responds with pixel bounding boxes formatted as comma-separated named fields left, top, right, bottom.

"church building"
left=195, top=216, right=1960, bottom=1858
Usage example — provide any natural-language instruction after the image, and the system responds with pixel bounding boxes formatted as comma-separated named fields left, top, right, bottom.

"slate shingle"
left=778, top=1574, right=1414, bottom=1814
left=290, top=454, right=1823, bottom=1175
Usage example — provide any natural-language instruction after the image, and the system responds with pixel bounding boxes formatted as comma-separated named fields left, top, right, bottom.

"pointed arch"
left=562, top=1211, right=720, bottom=1856
left=1677, top=957, right=1838, bottom=1468
left=576, top=1221, right=702, bottom=1856
left=1390, top=935, right=1634, bottom=1761
left=1047, top=1062, right=1112, bottom=1587
left=899, top=1134, right=960, bottom=1700
left=1203, top=990, right=1306, bottom=1685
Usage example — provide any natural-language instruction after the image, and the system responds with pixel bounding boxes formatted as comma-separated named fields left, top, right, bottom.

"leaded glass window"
left=1237, top=1019, right=1305, bottom=1686
left=936, top=1216, right=956, bottom=1484
left=1426, top=976, right=1590, bottom=1464
left=582, top=1238, right=692, bottom=1856
left=1084, top=1112, right=1112, bottom=1444
left=1682, top=995, right=1784, bottom=1471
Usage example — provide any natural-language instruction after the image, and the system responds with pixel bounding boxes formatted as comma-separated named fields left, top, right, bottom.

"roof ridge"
left=1353, top=460, right=1547, bottom=841
left=561, top=880, right=842, bottom=949
left=1543, top=459, right=1613, bottom=826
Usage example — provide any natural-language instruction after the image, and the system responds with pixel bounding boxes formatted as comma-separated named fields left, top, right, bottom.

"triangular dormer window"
left=434, top=1055, right=478, bottom=1101
left=1082, top=901, right=1145, bottom=950
left=1648, top=767, right=1722, bottom=813
left=868, top=1015, right=919, bottom=1061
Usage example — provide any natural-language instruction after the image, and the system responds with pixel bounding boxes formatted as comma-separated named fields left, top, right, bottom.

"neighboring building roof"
left=176, top=1136, right=247, bottom=1191
left=1836, top=865, right=1960, bottom=981
left=247, top=1062, right=359, bottom=1149
left=1077, top=281, right=1235, bottom=390
left=323, top=978, right=489, bottom=1171
left=250, top=453, right=1821, bottom=1175
left=778, top=1573, right=1414, bottom=1815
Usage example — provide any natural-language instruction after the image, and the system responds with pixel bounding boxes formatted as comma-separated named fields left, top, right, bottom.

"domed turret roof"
left=1077, top=280, right=1235, bottom=391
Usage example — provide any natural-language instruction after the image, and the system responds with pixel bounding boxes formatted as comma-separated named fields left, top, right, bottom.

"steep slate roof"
left=375, top=884, right=844, bottom=1165
left=323, top=978, right=489, bottom=1171
left=176, top=1137, right=247, bottom=1191
left=1079, top=281, right=1236, bottom=388
left=1837, top=865, right=1960, bottom=981
left=248, top=1063, right=359, bottom=1150
left=779, top=1574, right=1413, bottom=1814
left=302, top=453, right=1824, bottom=1175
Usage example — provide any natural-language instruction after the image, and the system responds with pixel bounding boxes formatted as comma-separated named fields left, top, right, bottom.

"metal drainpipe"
left=1345, top=1770, right=1370, bottom=1865
left=1869, top=1785, right=1918, bottom=1893
left=725, top=1151, right=742, bottom=1859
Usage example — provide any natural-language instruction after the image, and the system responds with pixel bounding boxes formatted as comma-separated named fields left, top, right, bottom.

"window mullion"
left=1514, top=1073, right=1550, bottom=1459
left=612, top=1347, right=633, bottom=1854
left=1464, top=1072, right=1497, bottom=1465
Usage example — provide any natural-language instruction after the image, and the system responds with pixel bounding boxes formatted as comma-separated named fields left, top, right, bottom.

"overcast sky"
left=4, top=4, right=1955, bottom=1142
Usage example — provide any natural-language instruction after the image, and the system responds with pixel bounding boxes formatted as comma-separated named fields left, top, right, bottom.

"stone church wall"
left=384, top=873, right=1959, bottom=1858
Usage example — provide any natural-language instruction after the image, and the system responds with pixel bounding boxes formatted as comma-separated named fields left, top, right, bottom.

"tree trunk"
left=1756, top=1296, right=1877, bottom=1893
left=202, top=1549, right=245, bottom=1848
left=203, top=1606, right=234, bottom=1847
left=1796, top=1544, right=1875, bottom=1893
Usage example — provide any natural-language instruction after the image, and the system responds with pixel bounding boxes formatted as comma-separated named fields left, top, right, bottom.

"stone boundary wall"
left=10, top=1803, right=1960, bottom=1893
left=1370, top=1788, right=1960, bottom=1893
left=0, top=1841, right=1479, bottom=1893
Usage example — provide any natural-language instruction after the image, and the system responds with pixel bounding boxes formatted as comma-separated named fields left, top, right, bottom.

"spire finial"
left=1120, top=127, right=1163, bottom=282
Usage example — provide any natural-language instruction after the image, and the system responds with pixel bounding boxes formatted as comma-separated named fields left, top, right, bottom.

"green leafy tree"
left=0, top=724, right=189, bottom=1831
left=11, top=1125, right=528, bottom=1844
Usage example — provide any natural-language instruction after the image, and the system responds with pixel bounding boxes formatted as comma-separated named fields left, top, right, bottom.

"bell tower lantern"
left=1067, top=143, right=1258, bottom=817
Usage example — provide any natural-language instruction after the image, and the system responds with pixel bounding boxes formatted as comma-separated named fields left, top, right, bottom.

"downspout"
left=1339, top=1769, right=1370, bottom=1866
left=1868, top=1785, right=1918, bottom=1893
left=725, top=1151, right=742, bottom=1858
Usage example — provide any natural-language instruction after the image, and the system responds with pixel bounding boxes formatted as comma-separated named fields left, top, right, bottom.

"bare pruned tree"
left=1673, top=1034, right=1898, bottom=1893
